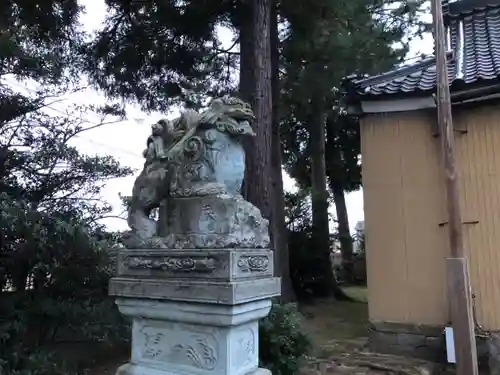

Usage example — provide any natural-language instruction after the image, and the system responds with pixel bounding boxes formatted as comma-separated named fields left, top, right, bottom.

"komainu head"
left=209, top=96, right=255, bottom=121
left=198, top=96, right=256, bottom=137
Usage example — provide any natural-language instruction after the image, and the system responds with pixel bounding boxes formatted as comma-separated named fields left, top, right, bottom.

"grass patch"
left=343, top=285, right=368, bottom=302
left=299, top=286, right=369, bottom=358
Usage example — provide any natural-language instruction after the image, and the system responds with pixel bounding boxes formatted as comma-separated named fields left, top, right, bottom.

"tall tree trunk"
left=247, top=0, right=273, bottom=216
left=270, top=0, right=295, bottom=302
left=309, top=96, right=347, bottom=299
left=331, top=180, right=355, bottom=283
left=239, top=2, right=253, bottom=200
left=239, top=0, right=274, bottom=250
left=239, top=1, right=254, bottom=105
left=325, top=121, right=356, bottom=284
left=239, top=0, right=296, bottom=301
left=244, top=0, right=273, bottom=217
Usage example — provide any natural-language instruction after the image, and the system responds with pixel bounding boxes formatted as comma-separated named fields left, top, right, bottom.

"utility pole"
left=431, top=0, right=479, bottom=374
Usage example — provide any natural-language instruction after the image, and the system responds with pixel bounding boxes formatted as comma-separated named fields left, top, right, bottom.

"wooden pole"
left=431, top=0, right=479, bottom=374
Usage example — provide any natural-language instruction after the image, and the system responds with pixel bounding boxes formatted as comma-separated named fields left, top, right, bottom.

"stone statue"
left=111, top=96, right=280, bottom=375
left=123, top=96, right=270, bottom=250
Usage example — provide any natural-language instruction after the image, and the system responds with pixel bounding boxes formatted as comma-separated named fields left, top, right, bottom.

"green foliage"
left=0, top=0, right=84, bottom=83
left=0, top=193, right=130, bottom=374
left=83, top=0, right=238, bottom=110
left=0, top=3, right=133, bottom=368
left=259, top=303, right=312, bottom=375
left=280, top=0, right=429, bottom=191
left=355, top=231, right=366, bottom=255
left=1, top=90, right=132, bottom=208
left=325, top=112, right=361, bottom=193
left=278, top=0, right=429, bottom=288
left=0, top=292, right=130, bottom=375
left=0, top=105, right=131, bottom=371
left=4, top=352, right=73, bottom=375
left=285, top=190, right=338, bottom=298
left=284, top=190, right=312, bottom=231
left=288, top=229, right=329, bottom=299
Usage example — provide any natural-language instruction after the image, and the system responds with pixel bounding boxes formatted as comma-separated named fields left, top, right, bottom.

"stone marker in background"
left=109, top=96, right=281, bottom=375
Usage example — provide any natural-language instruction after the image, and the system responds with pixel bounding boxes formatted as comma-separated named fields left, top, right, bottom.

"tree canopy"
left=280, top=0, right=429, bottom=187
left=83, top=0, right=240, bottom=110
left=277, top=0, right=429, bottom=284
left=0, top=2, right=133, bottom=373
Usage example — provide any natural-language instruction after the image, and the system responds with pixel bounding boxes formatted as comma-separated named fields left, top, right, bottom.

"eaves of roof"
left=344, top=2, right=500, bottom=103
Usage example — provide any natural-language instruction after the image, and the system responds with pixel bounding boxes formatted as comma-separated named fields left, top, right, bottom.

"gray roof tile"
left=347, top=1, right=500, bottom=98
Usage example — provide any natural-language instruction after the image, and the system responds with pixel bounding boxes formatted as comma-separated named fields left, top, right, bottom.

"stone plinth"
left=114, top=299, right=271, bottom=375
left=110, top=248, right=280, bottom=375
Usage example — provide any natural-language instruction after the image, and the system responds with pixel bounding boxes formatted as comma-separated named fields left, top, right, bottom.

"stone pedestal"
left=110, top=248, right=280, bottom=375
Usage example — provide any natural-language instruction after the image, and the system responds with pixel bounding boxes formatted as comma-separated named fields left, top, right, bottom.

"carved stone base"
left=116, top=248, right=274, bottom=281
left=114, top=298, right=273, bottom=375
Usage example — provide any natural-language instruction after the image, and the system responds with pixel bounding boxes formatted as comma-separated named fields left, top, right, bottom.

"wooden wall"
left=454, top=105, right=500, bottom=331
left=361, top=104, right=500, bottom=330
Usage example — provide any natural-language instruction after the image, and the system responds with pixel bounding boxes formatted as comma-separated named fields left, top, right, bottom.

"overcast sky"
left=12, top=0, right=435, bottom=233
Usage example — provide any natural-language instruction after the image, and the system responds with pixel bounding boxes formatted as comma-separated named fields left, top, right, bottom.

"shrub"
left=0, top=198, right=130, bottom=374
left=259, top=303, right=312, bottom=375
left=0, top=278, right=130, bottom=375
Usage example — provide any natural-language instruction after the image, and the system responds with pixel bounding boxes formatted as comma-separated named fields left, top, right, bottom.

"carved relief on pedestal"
left=140, top=325, right=219, bottom=370
left=231, top=327, right=256, bottom=369
left=169, top=337, right=218, bottom=370
left=117, top=249, right=274, bottom=280
left=125, top=255, right=217, bottom=273
left=237, top=255, right=269, bottom=272
left=142, top=330, right=164, bottom=360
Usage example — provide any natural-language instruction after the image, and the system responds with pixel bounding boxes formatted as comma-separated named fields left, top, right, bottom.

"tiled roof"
left=346, top=0, right=500, bottom=99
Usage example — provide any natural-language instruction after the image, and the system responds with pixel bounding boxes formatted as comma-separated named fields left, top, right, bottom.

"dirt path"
left=297, top=287, right=445, bottom=374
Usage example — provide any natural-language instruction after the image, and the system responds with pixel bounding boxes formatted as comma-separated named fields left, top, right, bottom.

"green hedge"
left=260, top=303, right=312, bottom=375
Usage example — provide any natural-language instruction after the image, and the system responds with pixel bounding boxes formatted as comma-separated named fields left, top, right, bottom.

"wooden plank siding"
left=361, top=104, right=500, bottom=330
left=454, top=105, right=500, bottom=330
left=361, top=111, right=448, bottom=327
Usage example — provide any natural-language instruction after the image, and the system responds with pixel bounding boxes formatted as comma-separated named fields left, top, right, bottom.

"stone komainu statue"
left=122, top=96, right=270, bottom=250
